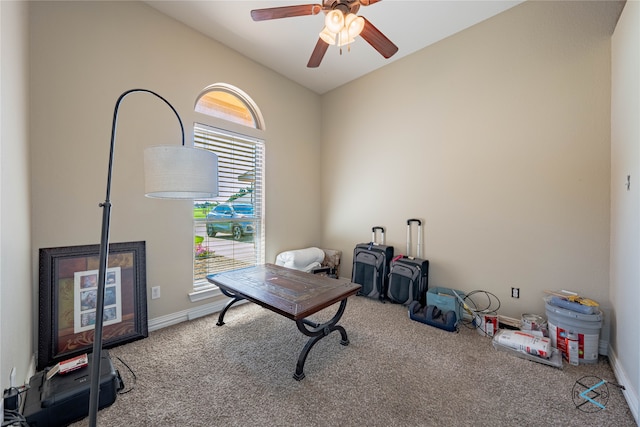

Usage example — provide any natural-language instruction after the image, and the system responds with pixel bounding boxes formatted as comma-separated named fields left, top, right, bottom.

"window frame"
left=194, top=83, right=265, bottom=130
left=189, top=85, right=265, bottom=301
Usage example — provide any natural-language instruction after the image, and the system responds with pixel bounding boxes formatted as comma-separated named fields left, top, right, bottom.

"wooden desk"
left=207, top=263, right=361, bottom=380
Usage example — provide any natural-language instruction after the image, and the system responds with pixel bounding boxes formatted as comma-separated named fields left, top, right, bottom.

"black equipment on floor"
left=23, top=351, right=122, bottom=427
left=408, top=301, right=458, bottom=332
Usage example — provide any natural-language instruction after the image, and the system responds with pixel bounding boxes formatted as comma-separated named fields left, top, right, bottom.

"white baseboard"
left=147, top=297, right=248, bottom=332
left=608, top=344, right=639, bottom=424
left=147, top=299, right=227, bottom=332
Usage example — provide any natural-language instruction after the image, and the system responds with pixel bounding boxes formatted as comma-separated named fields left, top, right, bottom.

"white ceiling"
left=145, top=0, right=524, bottom=94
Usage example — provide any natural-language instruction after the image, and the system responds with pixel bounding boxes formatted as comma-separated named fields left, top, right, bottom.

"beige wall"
left=29, top=1, right=323, bottom=321
left=322, top=0, right=636, bottom=414
left=611, top=0, right=639, bottom=419
left=322, top=0, right=618, bottom=319
left=1, top=0, right=32, bottom=389
left=5, top=1, right=636, bottom=417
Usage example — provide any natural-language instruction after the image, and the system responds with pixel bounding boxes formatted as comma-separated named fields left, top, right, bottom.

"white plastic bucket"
left=545, top=302, right=602, bottom=364
left=521, top=313, right=547, bottom=336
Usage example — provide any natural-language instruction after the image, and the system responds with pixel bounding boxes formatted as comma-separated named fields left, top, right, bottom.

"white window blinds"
left=193, top=123, right=265, bottom=289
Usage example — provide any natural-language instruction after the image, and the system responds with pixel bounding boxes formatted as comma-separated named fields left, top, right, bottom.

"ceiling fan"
left=251, top=0, right=398, bottom=68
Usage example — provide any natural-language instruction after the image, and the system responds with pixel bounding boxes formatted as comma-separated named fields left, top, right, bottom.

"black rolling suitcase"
left=352, top=226, right=394, bottom=301
left=386, top=219, right=429, bottom=305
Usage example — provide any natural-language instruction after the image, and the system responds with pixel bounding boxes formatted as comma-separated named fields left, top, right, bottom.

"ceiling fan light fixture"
left=337, top=27, right=355, bottom=47
left=346, top=14, right=365, bottom=38
left=319, top=27, right=337, bottom=45
left=325, top=9, right=344, bottom=33
left=249, top=1, right=397, bottom=68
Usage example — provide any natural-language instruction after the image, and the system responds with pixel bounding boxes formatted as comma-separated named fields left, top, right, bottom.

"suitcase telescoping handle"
left=371, top=226, right=386, bottom=245
left=406, top=219, right=422, bottom=258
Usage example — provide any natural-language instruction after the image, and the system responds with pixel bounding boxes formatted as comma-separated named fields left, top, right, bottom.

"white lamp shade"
left=325, top=10, right=344, bottom=33
left=337, top=28, right=355, bottom=47
left=144, top=145, right=218, bottom=199
left=346, top=14, right=364, bottom=38
left=319, top=27, right=337, bottom=45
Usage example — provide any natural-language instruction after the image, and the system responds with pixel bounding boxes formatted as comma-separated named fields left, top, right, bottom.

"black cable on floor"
left=458, top=289, right=501, bottom=336
left=2, top=409, right=29, bottom=427
left=114, top=356, right=137, bottom=395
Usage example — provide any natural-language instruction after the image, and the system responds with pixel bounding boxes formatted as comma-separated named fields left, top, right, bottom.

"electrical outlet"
left=151, top=286, right=161, bottom=299
left=511, top=287, right=520, bottom=298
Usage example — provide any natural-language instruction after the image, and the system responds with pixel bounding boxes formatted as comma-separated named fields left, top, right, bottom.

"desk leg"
left=216, top=288, right=245, bottom=326
left=293, top=298, right=349, bottom=381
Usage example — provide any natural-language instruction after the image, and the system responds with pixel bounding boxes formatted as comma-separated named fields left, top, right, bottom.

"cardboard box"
left=426, top=287, right=466, bottom=322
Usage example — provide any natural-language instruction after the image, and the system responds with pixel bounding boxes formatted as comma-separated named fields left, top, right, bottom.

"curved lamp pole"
left=89, top=89, right=218, bottom=426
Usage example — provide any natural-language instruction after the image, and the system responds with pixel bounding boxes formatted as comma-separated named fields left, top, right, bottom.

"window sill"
left=188, top=286, right=222, bottom=303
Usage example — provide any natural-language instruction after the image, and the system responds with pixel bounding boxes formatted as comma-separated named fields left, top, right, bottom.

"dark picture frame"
left=38, top=241, right=148, bottom=370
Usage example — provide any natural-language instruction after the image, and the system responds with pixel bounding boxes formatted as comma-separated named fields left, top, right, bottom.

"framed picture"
left=38, top=241, right=148, bottom=370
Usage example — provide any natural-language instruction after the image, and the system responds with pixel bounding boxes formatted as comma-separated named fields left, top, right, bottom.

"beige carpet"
left=71, top=296, right=635, bottom=426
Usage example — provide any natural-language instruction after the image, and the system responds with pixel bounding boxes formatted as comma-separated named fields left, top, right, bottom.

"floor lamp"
left=88, top=89, right=218, bottom=427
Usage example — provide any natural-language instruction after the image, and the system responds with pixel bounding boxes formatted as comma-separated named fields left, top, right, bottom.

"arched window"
left=192, top=84, right=265, bottom=295
left=194, top=83, right=265, bottom=130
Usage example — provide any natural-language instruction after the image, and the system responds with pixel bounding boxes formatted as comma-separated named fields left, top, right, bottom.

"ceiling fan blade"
left=359, top=17, right=398, bottom=59
left=360, top=0, right=382, bottom=6
left=251, top=4, right=322, bottom=21
left=307, top=38, right=329, bottom=68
